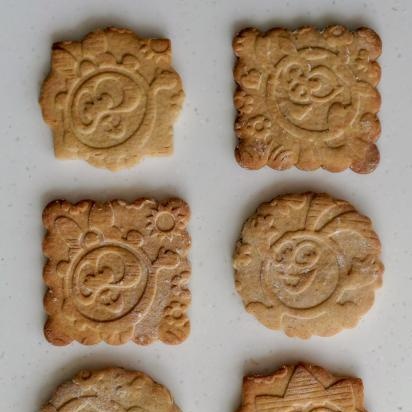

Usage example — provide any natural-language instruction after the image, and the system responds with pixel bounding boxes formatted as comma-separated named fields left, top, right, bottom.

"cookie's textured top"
left=233, top=25, right=381, bottom=173
left=40, top=367, right=180, bottom=412
left=43, top=198, right=191, bottom=346
left=234, top=192, right=383, bottom=338
left=40, top=27, right=184, bottom=170
left=239, top=363, right=366, bottom=412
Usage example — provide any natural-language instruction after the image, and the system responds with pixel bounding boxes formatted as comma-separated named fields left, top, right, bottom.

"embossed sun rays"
left=234, top=193, right=383, bottom=338
left=43, top=198, right=191, bottom=346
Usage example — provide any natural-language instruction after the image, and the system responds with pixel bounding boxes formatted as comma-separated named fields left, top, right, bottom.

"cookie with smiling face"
left=40, top=27, right=184, bottom=171
left=233, top=25, right=381, bottom=173
left=233, top=192, right=383, bottom=338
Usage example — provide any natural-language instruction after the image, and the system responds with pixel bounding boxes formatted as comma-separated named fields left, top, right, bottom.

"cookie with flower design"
left=40, top=27, right=184, bottom=170
left=42, top=197, right=191, bottom=345
left=40, top=367, right=181, bottom=412
left=233, top=25, right=381, bottom=173
left=233, top=192, right=383, bottom=338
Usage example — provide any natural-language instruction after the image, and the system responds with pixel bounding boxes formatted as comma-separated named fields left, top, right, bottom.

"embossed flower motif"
left=158, top=300, right=190, bottom=345
left=233, top=26, right=382, bottom=173
left=146, top=199, right=189, bottom=239
left=42, top=198, right=191, bottom=346
left=236, top=115, right=272, bottom=140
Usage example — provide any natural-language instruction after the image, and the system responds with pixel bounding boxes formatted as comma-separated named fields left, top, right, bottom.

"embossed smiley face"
left=267, top=232, right=340, bottom=309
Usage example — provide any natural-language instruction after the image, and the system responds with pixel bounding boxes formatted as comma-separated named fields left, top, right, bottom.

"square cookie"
left=40, top=28, right=184, bottom=171
left=43, top=198, right=191, bottom=345
left=233, top=25, right=381, bottom=173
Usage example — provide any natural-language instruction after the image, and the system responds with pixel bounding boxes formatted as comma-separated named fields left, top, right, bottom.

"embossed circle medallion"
left=233, top=192, right=383, bottom=338
left=72, top=245, right=149, bottom=321
left=69, top=71, right=148, bottom=148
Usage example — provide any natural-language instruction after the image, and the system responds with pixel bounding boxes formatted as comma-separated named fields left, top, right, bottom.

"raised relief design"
left=43, top=198, right=191, bottom=345
left=233, top=26, right=381, bottom=173
left=40, top=368, right=181, bottom=412
left=233, top=193, right=383, bottom=338
left=239, top=364, right=366, bottom=412
left=40, top=27, right=184, bottom=170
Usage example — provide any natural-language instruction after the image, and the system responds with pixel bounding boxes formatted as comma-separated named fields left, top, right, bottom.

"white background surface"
left=0, top=0, right=411, bottom=411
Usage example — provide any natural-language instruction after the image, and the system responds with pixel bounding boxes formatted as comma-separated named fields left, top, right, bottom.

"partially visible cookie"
left=238, top=363, right=366, bottom=412
left=40, top=367, right=180, bottom=412
left=40, top=27, right=184, bottom=170
left=233, top=192, right=383, bottom=338
left=43, top=198, right=191, bottom=345
left=233, top=25, right=381, bottom=173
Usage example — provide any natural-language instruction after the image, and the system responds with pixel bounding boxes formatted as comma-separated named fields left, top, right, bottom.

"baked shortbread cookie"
left=238, top=363, right=367, bottom=412
left=40, top=367, right=181, bottom=412
left=43, top=198, right=191, bottom=345
left=233, top=192, right=383, bottom=338
left=233, top=25, right=381, bottom=173
left=40, top=27, right=184, bottom=170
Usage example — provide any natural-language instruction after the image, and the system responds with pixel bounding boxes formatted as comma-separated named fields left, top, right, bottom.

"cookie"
left=233, top=25, right=381, bottom=173
left=40, top=367, right=180, bottom=412
left=233, top=192, right=383, bottom=338
left=40, top=27, right=184, bottom=171
left=43, top=198, right=191, bottom=345
left=238, top=363, right=366, bottom=412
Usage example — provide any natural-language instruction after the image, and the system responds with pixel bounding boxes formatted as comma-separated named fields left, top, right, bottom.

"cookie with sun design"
left=233, top=192, right=383, bottom=338
left=40, top=367, right=181, bottom=412
left=238, top=363, right=367, bottom=412
left=40, top=27, right=184, bottom=171
left=233, top=25, right=381, bottom=173
left=42, top=198, right=191, bottom=345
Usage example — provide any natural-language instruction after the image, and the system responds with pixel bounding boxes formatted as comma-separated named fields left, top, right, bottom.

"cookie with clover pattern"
left=43, top=198, right=191, bottom=345
left=40, top=367, right=181, bottom=412
left=233, top=192, right=383, bottom=338
left=238, top=363, right=367, bottom=412
left=40, top=27, right=184, bottom=170
left=233, top=25, right=381, bottom=173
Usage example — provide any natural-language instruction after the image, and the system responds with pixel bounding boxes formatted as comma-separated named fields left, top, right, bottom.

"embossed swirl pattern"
left=69, top=71, right=147, bottom=148
left=73, top=245, right=148, bottom=321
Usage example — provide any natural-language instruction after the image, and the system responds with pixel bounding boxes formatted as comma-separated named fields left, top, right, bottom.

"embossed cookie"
left=238, top=363, right=367, bottom=412
left=43, top=198, right=191, bottom=345
left=233, top=192, right=383, bottom=338
left=233, top=26, right=381, bottom=173
left=40, top=367, right=180, bottom=412
left=40, top=27, right=184, bottom=170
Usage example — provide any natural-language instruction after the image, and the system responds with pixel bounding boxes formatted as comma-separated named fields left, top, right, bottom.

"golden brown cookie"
left=40, top=367, right=181, bottom=412
left=233, top=192, right=383, bottom=338
left=40, top=27, right=184, bottom=171
left=233, top=25, right=381, bottom=173
left=238, top=363, right=366, bottom=412
left=43, top=198, right=191, bottom=345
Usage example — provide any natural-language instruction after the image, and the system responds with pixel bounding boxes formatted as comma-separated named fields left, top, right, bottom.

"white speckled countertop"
left=0, top=0, right=411, bottom=411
